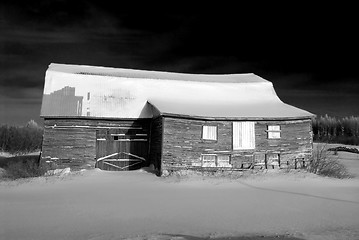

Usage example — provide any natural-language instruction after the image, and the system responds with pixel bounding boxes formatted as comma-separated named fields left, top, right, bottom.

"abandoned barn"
left=40, top=63, right=315, bottom=174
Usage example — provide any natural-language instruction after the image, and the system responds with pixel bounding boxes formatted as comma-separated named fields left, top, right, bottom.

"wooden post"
left=264, top=154, right=268, bottom=169
left=278, top=154, right=281, bottom=168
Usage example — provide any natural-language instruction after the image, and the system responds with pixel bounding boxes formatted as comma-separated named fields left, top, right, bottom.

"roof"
left=48, top=63, right=269, bottom=83
left=40, top=63, right=314, bottom=120
left=148, top=100, right=314, bottom=120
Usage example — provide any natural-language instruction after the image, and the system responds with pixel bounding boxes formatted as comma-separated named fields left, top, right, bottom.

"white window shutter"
left=233, top=122, right=241, bottom=150
left=202, top=125, right=217, bottom=140
left=233, top=122, right=255, bottom=150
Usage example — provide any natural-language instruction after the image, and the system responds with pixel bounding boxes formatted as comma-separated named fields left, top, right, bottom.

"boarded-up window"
left=202, top=154, right=216, bottom=167
left=202, top=125, right=217, bottom=141
left=267, top=125, right=281, bottom=139
left=233, top=122, right=255, bottom=150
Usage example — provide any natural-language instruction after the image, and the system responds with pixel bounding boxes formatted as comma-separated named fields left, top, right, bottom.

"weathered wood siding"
left=149, top=116, right=163, bottom=171
left=254, top=120, right=313, bottom=167
left=161, top=117, right=313, bottom=172
left=41, top=118, right=151, bottom=170
left=41, top=117, right=313, bottom=172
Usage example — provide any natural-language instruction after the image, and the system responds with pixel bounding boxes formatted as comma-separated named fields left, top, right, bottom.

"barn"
left=40, top=63, right=315, bottom=174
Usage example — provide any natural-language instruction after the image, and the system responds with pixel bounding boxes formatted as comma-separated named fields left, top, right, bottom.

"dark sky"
left=1, top=1, right=358, bottom=125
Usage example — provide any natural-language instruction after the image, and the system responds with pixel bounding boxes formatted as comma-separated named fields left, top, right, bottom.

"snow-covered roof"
left=48, top=63, right=269, bottom=83
left=40, top=63, right=314, bottom=120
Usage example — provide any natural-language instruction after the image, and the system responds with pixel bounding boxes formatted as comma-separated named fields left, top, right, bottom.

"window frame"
left=216, top=155, right=232, bottom=167
left=267, top=125, right=281, bottom=139
left=201, top=125, right=218, bottom=141
left=201, top=154, right=232, bottom=168
left=201, top=154, right=217, bottom=167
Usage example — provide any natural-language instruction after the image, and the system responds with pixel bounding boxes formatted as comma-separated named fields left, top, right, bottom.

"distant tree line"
left=0, top=120, right=43, bottom=154
left=312, top=115, right=359, bottom=145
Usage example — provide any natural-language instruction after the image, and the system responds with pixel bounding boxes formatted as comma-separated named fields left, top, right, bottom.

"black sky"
left=1, top=1, right=358, bottom=125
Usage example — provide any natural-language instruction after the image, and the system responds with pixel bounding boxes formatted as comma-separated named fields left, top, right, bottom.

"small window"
left=267, top=125, right=281, bottom=139
left=267, top=153, right=280, bottom=168
left=202, top=125, right=217, bottom=141
left=202, top=154, right=216, bottom=167
left=217, top=155, right=232, bottom=167
left=267, top=153, right=279, bottom=163
left=113, top=136, right=119, bottom=141
left=201, top=154, right=232, bottom=168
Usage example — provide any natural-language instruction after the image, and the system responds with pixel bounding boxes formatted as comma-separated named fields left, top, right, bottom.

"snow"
left=41, top=63, right=314, bottom=119
left=48, top=63, right=269, bottom=83
left=148, top=100, right=313, bottom=119
left=45, top=167, right=71, bottom=177
left=315, top=143, right=359, bottom=177
left=1, top=169, right=359, bottom=240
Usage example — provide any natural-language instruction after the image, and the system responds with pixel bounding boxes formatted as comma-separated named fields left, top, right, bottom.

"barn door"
left=95, top=127, right=149, bottom=171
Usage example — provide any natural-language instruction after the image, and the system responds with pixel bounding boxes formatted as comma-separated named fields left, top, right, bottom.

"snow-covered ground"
left=1, top=167, right=359, bottom=240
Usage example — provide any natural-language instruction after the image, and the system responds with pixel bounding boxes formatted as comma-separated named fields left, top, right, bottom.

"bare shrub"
left=3, top=160, right=48, bottom=180
left=0, top=120, right=43, bottom=154
left=309, top=144, right=352, bottom=179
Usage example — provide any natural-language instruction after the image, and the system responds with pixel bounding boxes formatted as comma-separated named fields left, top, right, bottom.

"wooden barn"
left=40, top=63, right=315, bottom=174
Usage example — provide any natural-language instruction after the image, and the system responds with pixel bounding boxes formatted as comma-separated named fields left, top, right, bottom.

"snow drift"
left=1, top=169, right=359, bottom=240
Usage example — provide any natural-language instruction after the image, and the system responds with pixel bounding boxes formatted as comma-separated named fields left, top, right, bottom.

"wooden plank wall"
left=149, top=116, right=163, bottom=171
left=161, top=117, right=313, bottom=172
left=255, top=120, right=313, bottom=166
left=41, top=118, right=151, bottom=170
left=41, top=127, right=96, bottom=169
left=162, top=118, right=232, bottom=170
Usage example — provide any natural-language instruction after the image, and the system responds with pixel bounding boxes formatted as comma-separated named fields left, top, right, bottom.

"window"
left=233, top=122, right=255, bottom=150
left=201, top=154, right=232, bottom=167
left=202, top=154, right=216, bottom=167
left=266, top=153, right=280, bottom=168
left=202, top=125, right=217, bottom=141
left=217, top=155, right=231, bottom=167
left=267, top=153, right=279, bottom=163
left=267, top=125, right=281, bottom=139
